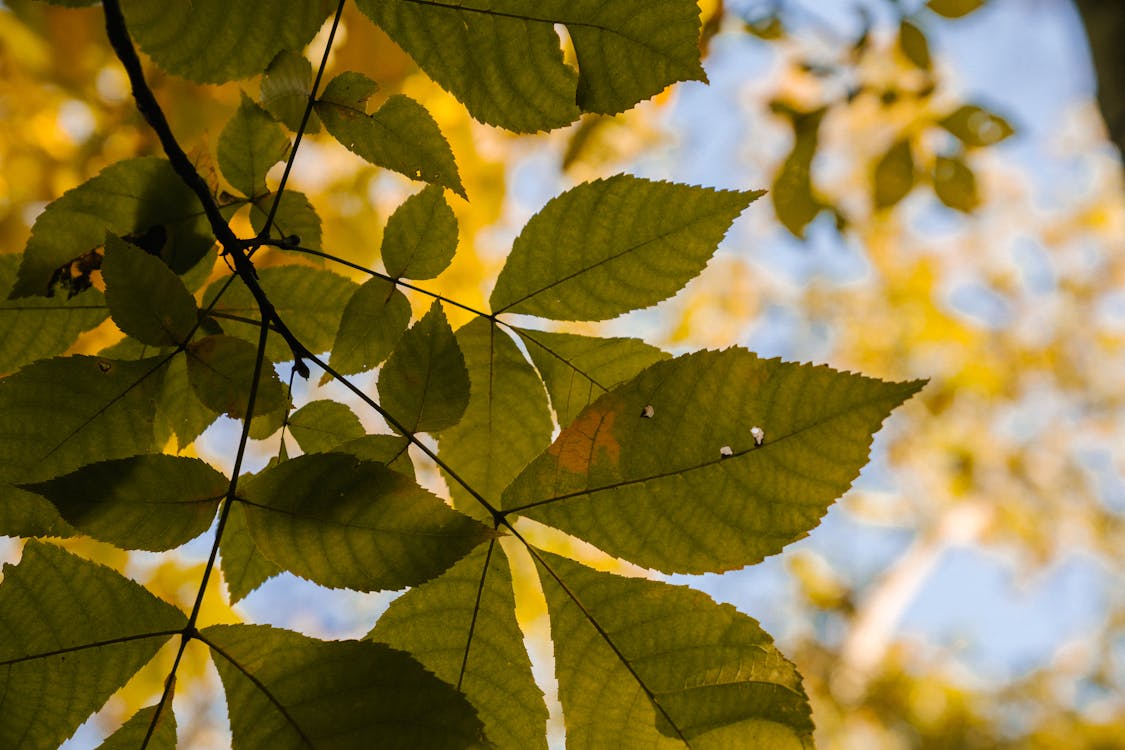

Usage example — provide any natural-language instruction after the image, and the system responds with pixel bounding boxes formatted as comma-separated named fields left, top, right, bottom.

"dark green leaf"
left=218, top=93, right=290, bottom=198
left=334, top=434, right=416, bottom=477
left=327, top=276, right=411, bottom=376
left=899, top=19, right=931, bottom=70
left=317, top=73, right=465, bottom=197
left=370, top=542, right=548, bottom=750
left=0, top=541, right=185, bottom=749
left=203, top=623, right=486, bottom=749
left=378, top=301, right=470, bottom=434
left=121, top=0, right=332, bottom=84
left=534, top=552, right=814, bottom=747
left=21, top=455, right=227, bottom=551
left=186, top=335, right=287, bottom=420
left=934, top=155, right=980, bottom=212
left=12, top=157, right=213, bottom=297
left=249, top=190, right=323, bottom=251
left=260, top=49, right=318, bottom=132
left=490, top=176, right=759, bottom=320
left=938, top=104, right=1014, bottom=147
left=287, top=399, right=365, bottom=453
left=516, top=327, right=670, bottom=428
left=97, top=704, right=177, bottom=750
left=355, top=0, right=705, bottom=133
left=927, top=0, right=985, bottom=18
left=505, top=349, right=925, bottom=573
left=102, top=234, right=198, bottom=347
left=772, top=108, right=826, bottom=239
left=873, top=139, right=916, bottom=210
left=219, top=501, right=282, bottom=604
left=0, top=485, right=75, bottom=539
left=240, top=452, right=493, bottom=591
left=0, top=355, right=164, bottom=485
left=437, top=318, right=552, bottom=520
left=154, top=353, right=221, bottom=450
left=381, top=185, right=459, bottom=280
left=0, top=254, right=107, bottom=374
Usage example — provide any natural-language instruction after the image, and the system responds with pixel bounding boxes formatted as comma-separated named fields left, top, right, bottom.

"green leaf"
left=516, top=328, right=670, bottom=428
left=185, top=335, right=287, bottom=420
left=249, top=190, right=323, bottom=251
left=0, top=541, right=185, bottom=749
left=121, top=0, right=332, bottom=84
left=370, top=542, right=548, bottom=750
left=873, top=139, right=916, bottom=210
left=218, top=93, right=290, bottom=198
left=317, top=73, right=465, bottom=197
left=204, top=266, right=356, bottom=362
left=154, top=353, right=221, bottom=450
left=899, top=19, right=931, bottom=70
left=927, top=0, right=985, bottom=18
left=0, top=355, right=164, bottom=485
left=0, top=485, right=75, bottom=539
left=240, top=452, right=493, bottom=591
left=97, top=704, right=177, bottom=750
left=102, top=234, right=198, bottom=347
left=219, top=501, right=282, bottom=604
left=287, top=399, right=365, bottom=453
left=327, top=276, right=411, bottom=376
left=505, top=349, right=925, bottom=573
left=12, top=157, right=213, bottom=297
left=334, top=434, right=416, bottom=478
left=260, top=49, right=319, bottom=133
left=378, top=301, right=470, bottom=434
left=381, top=185, right=459, bottom=280
left=203, top=623, right=486, bottom=749
left=21, top=455, right=227, bottom=551
left=0, top=254, right=107, bottom=374
left=490, top=176, right=758, bottom=320
left=771, top=106, right=825, bottom=239
left=934, top=155, right=980, bottom=212
left=437, top=319, right=553, bottom=520
left=355, top=0, right=705, bottom=133
left=938, top=104, right=1014, bottom=147
left=534, top=552, right=814, bottom=748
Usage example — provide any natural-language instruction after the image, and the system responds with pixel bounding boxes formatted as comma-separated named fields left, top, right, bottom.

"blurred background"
left=2, top=0, right=1124, bottom=747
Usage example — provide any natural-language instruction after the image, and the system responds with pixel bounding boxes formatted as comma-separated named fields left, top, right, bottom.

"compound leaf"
left=219, top=501, right=282, bottom=605
left=203, top=623, right=486, bottom=749
left=327, top=276, right=411, bottom=376
left=490, top=176, right=759, bottom=320
left=505, top=349, right=925, bottom=573
left=218, top=93, right=290, bottom=199
left=239, top=452, right=493, bottom=591
left=370, top=542, right=548, bottom=750
left=0, top=541, right=185, bottom=750
left=381, top=185, right=458, bottom=280
left=102, top=234, right=198, bottom=347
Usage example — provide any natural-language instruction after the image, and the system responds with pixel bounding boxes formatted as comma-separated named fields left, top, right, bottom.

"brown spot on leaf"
left=548, top=404, right=622, bottom=475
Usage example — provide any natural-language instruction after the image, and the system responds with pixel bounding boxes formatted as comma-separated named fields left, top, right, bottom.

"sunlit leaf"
left=334, top=434, right=416, bottom=477
left=287, top=399, right=365, bottom=453
left=240, top=452, right=493, bottom=591
left=0, top=541, right=185, bottom=749
left=934, top=155, right=980, bottom=212
left=97, top=703, right=177, bottom=750
left=219, top=501, right=282, bottom=605
left=249, top=190, right=323, bottom=251
left=327, top=276, right=411, bottom=376
left=218, top=93, right=290, bottom=198
left=355, top=0, right=705, bottom=133
left=185, top=335, right=287, bottom=420
left=535, top=551, right=814, bottom=748
left=102, top=234, right=198, bottom=347
left=505, top=350, right=925, bottom=573
left=121, top=0, right=331, bottom=84
left=438, top=318, right=553, bottom=520
left=516, top=327, right=670, bottom=428
left=378, top=301, right=470, bottom=434
left=12, top=157, right=212, bottom=297
left=370, top=542, right=548, bottom=750
left=203, top=623, right=486, bottom=749
left=873, top=139, right=916, bottom=210
left=381, top=185, right=459, bottom=280
left=939, top=104, right=1014, bottom=147
left=21, top=455, right=227, bottom=551
left=490, top=176, right=759, bottom=320
left=260, top=49, right=318, bottom=132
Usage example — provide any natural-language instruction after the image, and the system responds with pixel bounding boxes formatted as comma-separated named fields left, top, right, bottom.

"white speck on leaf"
left=751, top=426, right=765, bottom=446
left=720, top=445, right=733, bottom=458
left=640, top=404, right=655, bottom=418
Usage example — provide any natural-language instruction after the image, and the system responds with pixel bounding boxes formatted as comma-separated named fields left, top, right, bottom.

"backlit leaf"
left=219, top=501, right=282, bottom=604
left=249, top=190, right=323, bottom=251
left=370, top=542, right=548, bottom=750
left=0, top=541, right=185, bottom=749
left=12, top=157, right=212, bottom=297
left=771, top=106, right=825, bottom=239
left=102, top=234, right=198, bottom=347
left=240, top=452, right=493, bottom=591
left=334, top=434, right=416, bottom=477
left=154, top=353, right=221, bottom=450
left=516, top=327, right=670, bottom=428
left=505, top=349, right=925, bottom=573
left=355, top=0, right=705, bottom=133
left=260, top=49, right=318, bottom=132
left=381, top=185, right=459, bottom=280
left=287, top=399, right=365, bottom=453
left=934, top=155, right=980, bottom=212
left=203, top=623, right=486, bottom=749
left=899, top=19, right=931, bottom=70
left=97, top=704, right=177, bottom=750
left=327, top=276, right=411, bottom=376
left=437, top=318, right=553, bottom=520
left=938, top=104, right=1014, bottom=147
left=534, top=552, right=814, bottom=748
left=218, top=93, right=290, bottom=198
left=21, top=455, right=227, bottom=551
left=378, top=301, right=470, bottom=434
left=927, top=0, right=985, bottom=18
left=185, top=335, right=287, bottom=420
left=873, top=139, right=916, bottom=210
left=490, top=176, right=759, bottom=320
